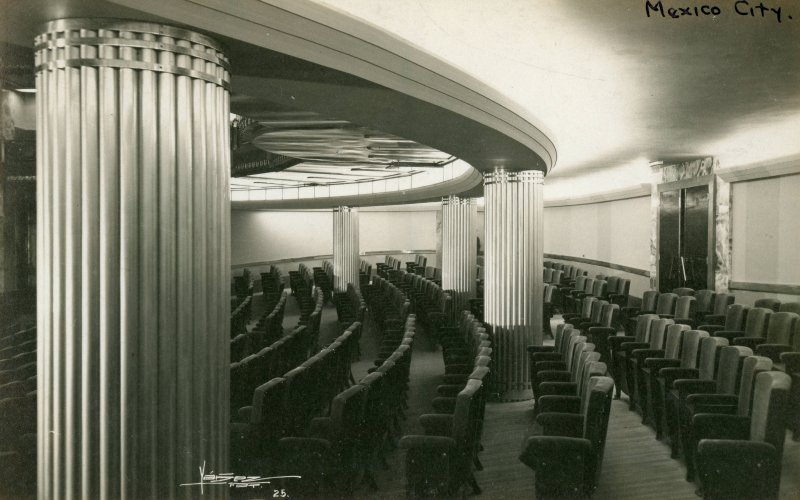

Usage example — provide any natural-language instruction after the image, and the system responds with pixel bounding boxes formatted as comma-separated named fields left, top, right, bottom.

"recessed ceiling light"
left=15, top=88, right=36, bottom=93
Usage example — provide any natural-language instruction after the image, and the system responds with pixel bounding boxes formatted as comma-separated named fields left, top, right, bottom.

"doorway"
left=658, top=179, right=714, bottom=292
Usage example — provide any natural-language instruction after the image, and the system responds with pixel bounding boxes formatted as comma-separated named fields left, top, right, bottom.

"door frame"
left=656, top=175, right=716, bottom=292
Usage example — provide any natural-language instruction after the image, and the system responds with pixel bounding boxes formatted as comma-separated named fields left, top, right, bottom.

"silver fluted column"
left=35, top=19, right=230, bottom=499
left=441, top=196, right=477, bottom=320
left=484, top=167, right=544, bottom=401
left=333, top=206, right=360, bottom=292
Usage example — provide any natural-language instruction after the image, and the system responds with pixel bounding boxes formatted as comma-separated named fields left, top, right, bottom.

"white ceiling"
left=313, top=0, right=800, bottom=191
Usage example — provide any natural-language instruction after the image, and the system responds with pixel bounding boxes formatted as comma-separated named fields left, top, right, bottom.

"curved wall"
left=541, top=196, right=652, bottom=297
left=730, top=172, right=800, bottom=305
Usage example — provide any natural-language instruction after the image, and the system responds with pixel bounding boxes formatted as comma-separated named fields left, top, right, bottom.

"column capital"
left=441, top=195, right=477, bottom=206
left=483, top=167, right=543, bottom=185
left=35, top=19, right=230, bottom=90
left=334, top=205, right=358, bottom=213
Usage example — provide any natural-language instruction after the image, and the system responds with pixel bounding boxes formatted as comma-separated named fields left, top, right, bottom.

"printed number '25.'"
left=273, top=489, right=288, bottom=498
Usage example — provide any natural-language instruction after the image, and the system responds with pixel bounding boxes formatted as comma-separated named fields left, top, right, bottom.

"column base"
left=490, top=325, right=534, bottom=401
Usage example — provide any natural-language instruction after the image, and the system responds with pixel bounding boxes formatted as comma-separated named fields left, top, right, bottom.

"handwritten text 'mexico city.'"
left=645, top=1, right=792, bottom=22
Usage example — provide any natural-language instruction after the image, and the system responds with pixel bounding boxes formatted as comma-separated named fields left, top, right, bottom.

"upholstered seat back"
left=750, top=371, right=792, bottom=452
left=655, top=293, right=678, bottom=316
left=697, top=337, right=729, bottom=379
left=716, top=346, right=752, bottom=395
left=664, top=324, right=691, bottom=359
left=641, top=290, right=659, bottom=312
left=737, top=356, right=773, bottom=417
left=649, top=318, right=675, bottom=349
left=765, top=312, right=799, bottom=344
left=673, top=296, right=696, bottom=320
left=742, top=307, right=771, bottom=338
left=634, top=314, right=659, bottom=343
left=723, top=304, right=748, bottom=330
left=694, top=290, right=715, bottom=315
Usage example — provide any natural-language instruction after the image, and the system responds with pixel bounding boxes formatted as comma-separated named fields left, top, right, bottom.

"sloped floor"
left=246, top=292, right=800, bottom=499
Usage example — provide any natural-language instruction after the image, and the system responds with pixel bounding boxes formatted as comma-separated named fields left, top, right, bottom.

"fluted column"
left=36, top=19, right=230, bottom=499
left=441, top=196, right=477, bottom=319
left=484, top=167, right=544, bottom=401
left=333, top=206, right=359, bottom=292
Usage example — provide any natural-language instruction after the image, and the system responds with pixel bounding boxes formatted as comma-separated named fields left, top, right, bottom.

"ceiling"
left=2, top=0, right=799, bottom=205
left=315, top=0, right=800, bottom=191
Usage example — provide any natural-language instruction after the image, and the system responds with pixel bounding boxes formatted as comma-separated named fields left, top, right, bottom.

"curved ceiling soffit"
left=107, top=0, right=558, bottom=173
left=231, top=165, right=484, bottom=210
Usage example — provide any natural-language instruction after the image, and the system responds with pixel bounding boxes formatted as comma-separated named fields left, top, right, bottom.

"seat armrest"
left=781, top=352, right=800, bottom=374
left=686, top=394, right=739, bottom=412
left=754, top=344, right=793, bottom=364
left=419, top=413, right=454, bottom=437
left=431, top=397, right=457, bottom=414
left=535, top=412, right=584, bottom=437
left=436, top=384, right=464, bottom=397
left=537, top=395, right=581, bottom=414
left=444, top=364, right=473, bottom=375
left=632, top=349, right=665, bottom=361
left=238, top=406, right=253, bottom=423
left=308, top=417, right=332, bottom=439
left=537, top=371, right=572, bottom=384
left=620, top=341, right=651, bottom=352
left=659, top=367, right=700, bottom=387
left=692, top=414, right=751, bottom=442
left=609, top=336, right=636, bottom=351
left=674, top=379, right=718, bottom=399
left=538, top=382, right=579, bottom=397
left=713, top=330, right=744, bottom=343
left=527, top=345, right=555, bottom=354
left=532, top=353, right=565, bottom=363
left=587, top=326, right=616, bottom=339
left=645, top=358, right=680, bottom=371
left=535, top=361, right=568, bottom=372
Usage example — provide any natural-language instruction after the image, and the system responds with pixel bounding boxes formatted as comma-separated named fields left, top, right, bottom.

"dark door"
left=658, top=184, right=711, bottom=292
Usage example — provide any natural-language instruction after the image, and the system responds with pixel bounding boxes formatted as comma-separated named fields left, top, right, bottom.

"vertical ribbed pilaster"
left=36, top=19, right=230, bottom=499
left=484, top=168, right=544, bottom=401
left=441, top=196, right=477, bottom=319
left=333, top=206, right=359, bottom=292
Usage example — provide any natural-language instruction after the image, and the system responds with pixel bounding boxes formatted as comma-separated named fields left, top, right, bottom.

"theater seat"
left=519, top=376, right=614, bottom=499
left=695, top=371, right=792, bottom=500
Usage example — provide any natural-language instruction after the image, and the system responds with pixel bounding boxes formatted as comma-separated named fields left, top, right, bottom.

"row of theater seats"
left=523, top=326, right=615, bottom=497
left=359, top=260, right=372, bottom=287
left=276, top=315, right=417, bottom=496
left=377, top=255, right=442, bottom=284
left=264, top=279, right=414, bottom=495
left=260, top=265, right=285, bottom=306
left=314, top=261, right=334, bottom=303
left=405, top=254, right=427, bottom=274
left=335, top=283, right=366, bottom=330
left=230, top=295, right=252, bottom=340
left=363, top=276, right=411, bottom=335
left=400, top=311, right=491, bottom=497
left=397, top=270, right=453, bottom=338
left=230, top=319, right=368, bottom=487
left=290, top=263, right=318, bottom=318
left=231, top=289, right=289, bottom=362
left=611, top=296, right=799, bottom=499
left=0, top=325, right=37, bottom=496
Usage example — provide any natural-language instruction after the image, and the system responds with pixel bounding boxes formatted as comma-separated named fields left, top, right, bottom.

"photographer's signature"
left=179, top=461, right=300, bottom=494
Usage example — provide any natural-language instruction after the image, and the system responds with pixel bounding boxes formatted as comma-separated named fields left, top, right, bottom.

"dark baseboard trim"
left=544, top=253, right=650, bottom=277
left=729, top=281, right=800, bottom=296
left=232, top=249, right=436, bottom=270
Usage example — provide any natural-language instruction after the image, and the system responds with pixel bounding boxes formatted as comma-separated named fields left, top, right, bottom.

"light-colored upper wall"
left=730, top=173, right=800, bottom=304
left=230, top=208, right=439, bottom=267
left=543, top=196, right=651, bottom=270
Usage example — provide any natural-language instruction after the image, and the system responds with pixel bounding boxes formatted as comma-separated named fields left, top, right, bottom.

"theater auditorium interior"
left=1, top=0, right=800, bottom=498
